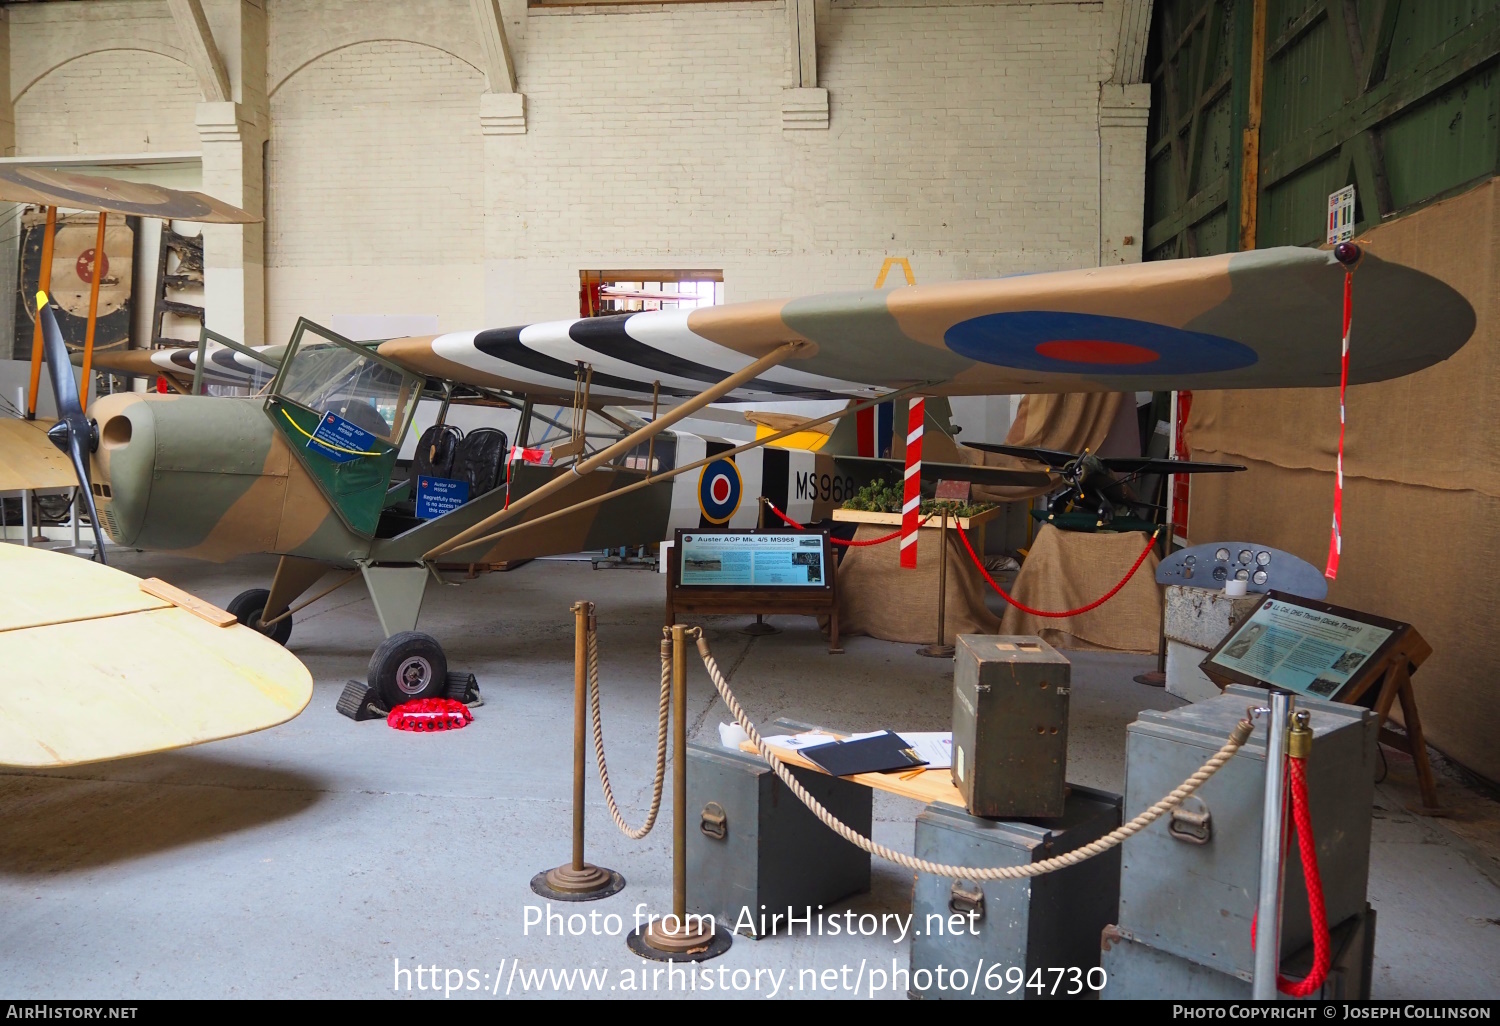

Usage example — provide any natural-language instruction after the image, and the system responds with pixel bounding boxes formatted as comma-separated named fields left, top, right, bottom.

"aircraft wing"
left=0, top=418, right=78, bottom=492
left=0, top=545, right=312, bottom=768
left=959, top=443, right=1079, bottom=470
left=1096, top=457, right=1247, bottom=474
left=376, top=247, right=1473, bottom=402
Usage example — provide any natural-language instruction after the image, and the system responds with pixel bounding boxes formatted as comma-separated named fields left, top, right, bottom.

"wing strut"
left=423, top=341, right=805, bottom=561
left=433, top=383, right=928, bottom=561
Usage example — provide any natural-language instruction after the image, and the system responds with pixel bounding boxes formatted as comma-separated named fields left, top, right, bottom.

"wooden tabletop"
left=739, top=734, right=966, bottom=808
left=832, top=506, right=1000, bottom=530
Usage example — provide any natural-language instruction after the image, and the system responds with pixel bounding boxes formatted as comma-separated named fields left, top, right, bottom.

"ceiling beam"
left=470, top=0, right=519, bottom=93
left=166, top=0, right=230, bottom=104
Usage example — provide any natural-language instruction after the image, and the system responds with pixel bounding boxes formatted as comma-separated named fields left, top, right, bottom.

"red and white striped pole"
left=900, top=397, right=925, bottom=569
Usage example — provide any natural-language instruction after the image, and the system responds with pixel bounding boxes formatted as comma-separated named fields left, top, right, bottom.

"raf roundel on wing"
left=943, top=310, right=1260, bottom=375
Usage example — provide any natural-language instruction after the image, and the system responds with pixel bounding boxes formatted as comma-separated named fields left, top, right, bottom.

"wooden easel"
left=1337, top=625, right=1441, bottom=815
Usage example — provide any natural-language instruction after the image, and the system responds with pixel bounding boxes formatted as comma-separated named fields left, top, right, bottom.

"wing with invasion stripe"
left=91, top=247, right=1473, bottom=404
left=374, top=247, right=1473, bottom=403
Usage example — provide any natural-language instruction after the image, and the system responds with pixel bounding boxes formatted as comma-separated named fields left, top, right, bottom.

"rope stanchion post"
left=916, top=508, right=954, bottom=658
left=627, top=625, right=733, bottom=962
left=1252, top=691, right=1293, bottom=999
left=531, top=601, right=625, bottom=901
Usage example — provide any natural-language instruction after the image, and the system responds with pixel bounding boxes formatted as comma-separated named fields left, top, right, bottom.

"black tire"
left=368, top=631, right=448, bottom=709
left=226, top=588, right=293, bottom=646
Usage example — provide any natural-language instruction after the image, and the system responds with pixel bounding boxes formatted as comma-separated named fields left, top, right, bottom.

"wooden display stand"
left=830, top=505, right=1000, bottom=547
left=1338, top=626, right=1442, bottom=814
left=664, top=532, right=842, bottom=654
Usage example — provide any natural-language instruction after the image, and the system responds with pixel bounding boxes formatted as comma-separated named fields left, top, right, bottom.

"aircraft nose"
left=88, top=394, right=157, bottom=546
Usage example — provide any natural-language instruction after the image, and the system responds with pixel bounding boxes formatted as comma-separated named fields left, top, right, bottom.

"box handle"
left=1168, top=796, right=1212, bottom=845
left=700, top=802, right=728, bottom=841
left=948, top=880, right=985, bottom=920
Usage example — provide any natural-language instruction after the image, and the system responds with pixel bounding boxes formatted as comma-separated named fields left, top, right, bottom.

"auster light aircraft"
left=67, top=245, right=1472, bottom=708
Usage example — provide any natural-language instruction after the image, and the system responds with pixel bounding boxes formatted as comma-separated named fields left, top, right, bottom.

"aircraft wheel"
left=369, top=631, right=448, bottom=709
left=226, top=588, right=293, bottom=646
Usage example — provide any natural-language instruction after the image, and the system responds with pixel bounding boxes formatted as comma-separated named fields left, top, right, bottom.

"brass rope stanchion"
left=531, top=601, right=625, bottom=901
left=626, top=624, right=732, bottom=962
left=916, top=508, right=954, bottom=658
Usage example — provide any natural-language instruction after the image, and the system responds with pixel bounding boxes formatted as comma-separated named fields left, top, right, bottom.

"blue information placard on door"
left=415, top=475, right=470, bottom=520
left=307, top=411, right=379, bottom=464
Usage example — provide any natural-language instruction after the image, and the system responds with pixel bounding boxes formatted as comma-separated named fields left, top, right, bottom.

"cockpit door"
left=264, top=318, right=423, bottom=537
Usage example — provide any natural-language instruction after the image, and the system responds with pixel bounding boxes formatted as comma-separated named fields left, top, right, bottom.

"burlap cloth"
left=998, top=524, right=1162, bottom=652
left=829, top=522, right=1001, bottom=645
left=1183, top=178, right=1500, bottom=781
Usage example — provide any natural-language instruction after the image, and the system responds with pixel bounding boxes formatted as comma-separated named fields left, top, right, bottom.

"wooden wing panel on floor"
left=0, top=545, right=313, bottom=769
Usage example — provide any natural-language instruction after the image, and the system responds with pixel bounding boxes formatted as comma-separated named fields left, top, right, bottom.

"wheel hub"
left=396, top=655, right=434, bottom=696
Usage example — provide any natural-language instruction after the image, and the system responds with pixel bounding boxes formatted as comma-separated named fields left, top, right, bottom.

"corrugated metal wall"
left=1147, top=0, right=1500, bottom=256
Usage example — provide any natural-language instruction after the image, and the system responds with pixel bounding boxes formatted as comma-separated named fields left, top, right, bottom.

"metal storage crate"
left=909, top=785, right=1122, bottom=1000
left=951, top=635, right=1070, bottom=818
left=1100, top=905, right=1376, bottom=1000
left=1117, top=684, right=1376, bottom=980
left=686, top=725, right=871, bottom=938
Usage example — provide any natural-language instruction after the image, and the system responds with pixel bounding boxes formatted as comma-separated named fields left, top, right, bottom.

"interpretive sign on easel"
left=664, top=529, right=841, bottom=653
left=1201, top=591, right=1440, bottom=812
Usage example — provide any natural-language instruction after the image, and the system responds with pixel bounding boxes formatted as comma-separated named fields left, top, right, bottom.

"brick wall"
left=13, top=49, right=200, bottom=156
left=489, top=0, right=1109, bottom=321
left=265, top=38, right=487, bottom=341
left=4, top=0, right=1135, bottom=388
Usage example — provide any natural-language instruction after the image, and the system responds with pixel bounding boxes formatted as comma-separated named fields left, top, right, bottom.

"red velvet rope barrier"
left=954, top=520, right=1162, bottom=619
left=765, top=500, right=1158, bottom=617
left=764, top=502, right=932, bottom=546
left=1251, top=756, right=1332, bottom=996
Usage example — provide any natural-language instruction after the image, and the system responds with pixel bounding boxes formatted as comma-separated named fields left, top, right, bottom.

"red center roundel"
left=711, top=475, right=730, bottom=503
left=76, top=248, right=108, bottom=285
left=1033, top=339, right=1159, bottom=365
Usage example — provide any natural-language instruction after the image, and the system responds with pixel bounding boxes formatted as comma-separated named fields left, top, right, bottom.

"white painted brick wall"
left=13, top=50, right=200, bottom=156
left=265, top=38, right=487, bottom=341
left=7, top=0, right=1130, bottom=346
left=489, top=1, right=1108, bottom=320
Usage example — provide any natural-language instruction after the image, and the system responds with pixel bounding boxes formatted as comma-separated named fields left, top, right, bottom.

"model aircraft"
left=966, top=442, right=1245, bottom=530
left=65, top=244, right=1471, bottom=707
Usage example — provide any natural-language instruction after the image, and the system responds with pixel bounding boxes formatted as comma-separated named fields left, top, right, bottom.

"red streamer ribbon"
left=1325, top=270, right=1353, bottom=580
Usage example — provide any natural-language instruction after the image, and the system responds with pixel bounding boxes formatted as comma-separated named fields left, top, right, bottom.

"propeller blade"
left=37, top=296, right=108, bottom=564
left=37, top=292, right=80, bottom=417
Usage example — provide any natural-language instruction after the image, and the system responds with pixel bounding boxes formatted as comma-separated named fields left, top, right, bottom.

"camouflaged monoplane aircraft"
left=66, top=244, right=1472, bottom=708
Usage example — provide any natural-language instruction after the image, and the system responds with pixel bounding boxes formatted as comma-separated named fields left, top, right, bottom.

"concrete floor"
left=2, top=549, right=1498, bottom=999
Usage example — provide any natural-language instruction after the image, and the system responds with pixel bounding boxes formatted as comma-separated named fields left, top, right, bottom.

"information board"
left=1202, top=591, right=1405, bottom=700
left=677, top=531, right=829, bottom=589
left=308, top=411, right=378, bottom=464
left=415, top=475, right=469, bottom=520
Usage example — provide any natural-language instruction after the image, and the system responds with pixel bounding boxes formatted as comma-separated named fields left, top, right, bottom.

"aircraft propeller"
left=37, top=293, right=109, bottom=564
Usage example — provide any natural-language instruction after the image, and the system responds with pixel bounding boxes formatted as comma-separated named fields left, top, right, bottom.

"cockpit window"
left=270, top=318, right=421, bottom=444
